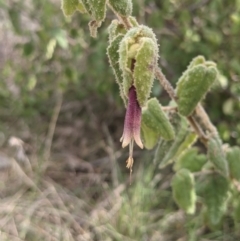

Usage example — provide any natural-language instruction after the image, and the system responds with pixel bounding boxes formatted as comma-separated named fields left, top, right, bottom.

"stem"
left=154, top=67, right=177, bottom=101
left=188, top=116, right=208, bottom=144
left=195, top=104, right=218, bottom=135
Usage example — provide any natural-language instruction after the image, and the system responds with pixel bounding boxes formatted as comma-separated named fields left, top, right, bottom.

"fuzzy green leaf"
left=142, top=98, right=175, bottom=140
left=153, top=112, right=189, bottom=168
left=159, top=117, right=189, bottom=169
left=171, top=169, right=196, bottom=214
left=201, top=174, right=229, bottom=226
left=89, top=0, right=106, bottom=21
left=108, top=20, right=126, bottom=42
left=119, top=37, right=133, bottom=98
left=226, top=146, right=240, bottom=181
left=141, top=122, right=159, bottom=150
left=107, top=34, right=126, bottom=105
left=82, top=0, right=107, bottom=37
left=177, top=64, right=218, bottom=116
left=174, top=147, right=207, bottom=172
left=187, top=55, right=206, bottom=70
left=61, top=0, right=79, bottom=17
left=108, top=0, right=132, bottom=17
left=208, top=135, right=229, bottom=177
left=134, top=39, right=156, bottom=106
left=81, top=0, right=92, bottom=15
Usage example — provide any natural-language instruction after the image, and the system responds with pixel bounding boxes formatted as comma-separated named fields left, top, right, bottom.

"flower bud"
left=108, top=0, right=133, bottom=17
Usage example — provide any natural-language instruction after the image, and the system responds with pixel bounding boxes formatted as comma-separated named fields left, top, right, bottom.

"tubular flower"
left=120, top=86, right=143, bottom=174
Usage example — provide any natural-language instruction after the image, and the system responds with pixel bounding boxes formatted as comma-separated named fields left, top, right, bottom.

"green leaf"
left=226, top=146, right=240, bottom=181
left=174, top=147, right=207, bottom=172
left=141, top=98, right=175, bottom=140
left=108, top=20, right=126, bottom=42
left=141, top=122, right=159, bottom=150
left=207, top=135, right=229, bottom=177
left=61, top=0, right=79, bottom=17
left=107, top=34, right=126, bottom=105
left=187, top=55, right=206, bottom=70
left=81, top=0, right=93, bottom=15
left=201, top=174, right=229, bottom=226
left=159, top=117, right=189, bottom=169
left=82, top=0, right=107, bottom=37
left=89, top=0, right=107, bottom=22
left=177, top=64, right=218, bottom=116
left=108, top=0, right=133, bottom=17
left=133, top=39, right=157, bottom=106
left=171, top=169, right=196, bottom=214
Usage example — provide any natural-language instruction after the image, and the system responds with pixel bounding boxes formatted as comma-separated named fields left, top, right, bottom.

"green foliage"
left=156, top=115, right=194, bottom=169
left=200, top=174, right=229, bottom=226
left=61, top=0, right=80, bottom=17
left=226, top=146, right=240, bottom=181
left=141, top=122, right=159, bottom=149
left=2, top=0, right=240, bottom=239
left=133, top=38, right=156, bottom=106
left=174, top=147, right=207, bottom=172
left=142, top=98, right=174, bottom=140
left=108, top=0, right=133, bottom=17
left=176, top=62, right=218, bottom=116
left=171, top=169, right=196, bottom=214
left=207, top=135, right=229, bottom=177
left=107, top=34, right=126, bottom=105
left=108, top=20, right=126, bottom=42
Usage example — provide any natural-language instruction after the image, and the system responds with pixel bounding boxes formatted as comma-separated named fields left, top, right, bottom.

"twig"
left=154, top=67, right=177, bottom=101
left=195, top=104, right=218, bottom=135
left=188, top=116, right=208, bottom=144
left=161, top=106, right=177, bottom=111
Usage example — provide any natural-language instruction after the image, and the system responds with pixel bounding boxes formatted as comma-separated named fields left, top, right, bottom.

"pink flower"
left=120, top=86, right=143, bottom=175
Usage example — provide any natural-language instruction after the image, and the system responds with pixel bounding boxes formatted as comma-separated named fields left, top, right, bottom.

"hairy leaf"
left=142, top=98, right=175, bottom=140
left=108, top=0, right=133, bottom=17
left=171, top=169, right=196, bottom=214
left=107, top=34, right=126, bottom=105
left=61, top=0, right=79, bottom=17
left=133, top=38, right=156, bottom=106
left=174, top=147, right=207, bottom=172
left=201, top=174, right=229, bottom=226
left=226, top=146, right=240, bottom=181
left=141, top=122, right=159, bottom=150
left=208, top=135, right=229, bottom=177
left=177, top=64, right=218, bottom=116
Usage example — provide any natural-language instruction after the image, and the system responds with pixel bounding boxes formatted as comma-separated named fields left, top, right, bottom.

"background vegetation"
left=0, top=0, right=240, bottom=240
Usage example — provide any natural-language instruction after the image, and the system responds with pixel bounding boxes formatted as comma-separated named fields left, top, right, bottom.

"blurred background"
left=0, top=0, right=240, bottom=240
